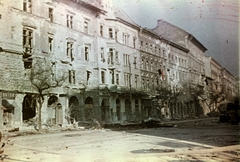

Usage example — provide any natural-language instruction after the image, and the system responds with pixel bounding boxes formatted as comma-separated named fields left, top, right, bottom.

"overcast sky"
left=112, top=0, right=239, bottom=77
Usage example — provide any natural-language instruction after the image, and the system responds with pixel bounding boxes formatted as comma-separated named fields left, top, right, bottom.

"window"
left=23, top=28, right=33, bottom=69
left=115, top=51, right=119, bottom=64
left=109, top=28, right=113, bottom=38
left=123, top=33, right=129, bottom=45
left=150, top=62, right=153, bottom=72
left=100, top=47, right=105, bottom=62
left=48, top=37, right=53, bottom=53
left=23, top=0, right=32, bottom=13
left=101, top=71, right=105, bottom=84
left=115, top=30, right=118, bottom=41
left=23, top=28, right=33, bottom=54
left=133, top=38, right=136, bottom=48
left=149, top=44, right=152, bottom=53
left=66, top=14, right=73, bottom=28
left=140, top=41, right=143, bottom=50
left=135, top=75, right=138, bottom=88
left=100, top=25, right=103, bottom=36
left=66, top=42, right=73, bottom=61
left=145, top=43, right=148, bottom=52
left=111, top=70, right=114, bottom=84
left=142, top=79, right=145, bottom=89
left=134, top=56, right=137, bottom=68
left=49, top=8, right=53, bottom=22
left=116, top=73, right=119, bottom=85
left=69, top=70, right=76, bottom=84
left=85, top=46, right=90, bottom=61
left=124, top=73, right=130, bottom=87
left=108, top=48, right=114, bottom=65
left=123, top=54, right=130, bottom=66
left=87, top=71, right=91, bottom=85
left=84, top=21, right=88, bottom=33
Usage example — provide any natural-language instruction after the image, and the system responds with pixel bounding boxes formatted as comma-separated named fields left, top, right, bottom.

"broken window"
left=69, top=70, right=76, bottom=84
left=66, top=42, right=74, bottom=61
left=49, top=8, right=53, bottom=22
left=109, top=28, right=113, bottom=38
left=66, top=14, right=73, bottom=28
left=23, top=0, right=32, bottom=13
left=23, top=28, right=33, bottom=69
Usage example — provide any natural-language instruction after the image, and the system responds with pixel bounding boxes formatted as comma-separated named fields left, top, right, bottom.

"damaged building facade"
left=0, top=0, right=238, bottom=128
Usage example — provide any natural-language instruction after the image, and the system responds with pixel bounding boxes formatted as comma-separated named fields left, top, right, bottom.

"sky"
left=112, top=0, right=239, bottom=77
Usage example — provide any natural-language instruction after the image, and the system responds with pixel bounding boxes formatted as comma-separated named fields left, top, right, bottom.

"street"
left=1, top=118, right=239, bottom=162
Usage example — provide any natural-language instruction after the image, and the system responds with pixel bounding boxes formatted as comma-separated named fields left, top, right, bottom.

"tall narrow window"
left=23, top=28, right=33, bottom=54
left=123, top=33, right=129, bottom=45
left=116, top=73, right=119, bottom=85
left=48, top=37, right=53, bottom=53
left=84, top=21, right=88, bottom=33
left=85, top=46, right=90, bottom=61
left=123, top=54, right=130, bottom=66
left=49, top=8, right=53, bottom=22
left=69, top=70, right=76, bottom=84
left=101, top=71, right=105, bottom=84
left=66, top=42, right=73, bottom=61
left=67, top=14, right=73, bottom=28
left=109, top=28, right=113, bottom=38
left=135, top=75, right=138, bottom=88
left=115, top=30, right=118, bottom=41
left=87, top=71, right=91, bottom=85
left=132, top=57, right=136, bottom=68
left=100, top=47, right=105, bottom=62
left=111, top=70, right=114, bottom=84
left=108, top=48, right=114, bottom=65
left=100, top=25, right=103, bottom=36
left=133, top=38, right=136, bottom=48
left=115, top=51, right=119, bottom=64
left=23, top=0, right=32, bottom=13
left=23, top=28, right=33, bottom=69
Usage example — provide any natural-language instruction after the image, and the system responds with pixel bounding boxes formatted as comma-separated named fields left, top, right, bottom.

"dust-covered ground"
left=0, top=118, right=239, bottom=162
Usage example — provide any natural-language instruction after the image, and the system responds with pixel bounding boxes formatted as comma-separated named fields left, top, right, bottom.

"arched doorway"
left=116, top=99, right=121, bottom=121
left=85, top=97, right=94, bottom=121
left=68, top=96, right=79, bottom=124
left=22, top=94, right=36, bottom=121
left=47, top=96, right=62, bottom=125
left=125, top=99, right=131, bottom=121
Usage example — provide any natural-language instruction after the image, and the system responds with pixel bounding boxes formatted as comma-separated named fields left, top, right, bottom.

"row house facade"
left=0, top=0, right=238, bottom=128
